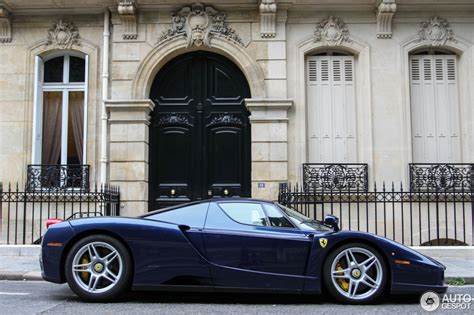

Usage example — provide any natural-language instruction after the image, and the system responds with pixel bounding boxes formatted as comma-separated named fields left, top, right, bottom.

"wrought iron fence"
left=303, top=163, right=369, bottom=192
left=27, top=164, right=90, bottom=191
left=0, top=182, right=120, bottom=245
left=409, top=163, right=473, bottom=191
left=278, top=182, right=473, bottom=246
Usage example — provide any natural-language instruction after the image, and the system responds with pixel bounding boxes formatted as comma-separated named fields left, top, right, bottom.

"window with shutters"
left=30, top=52, right=89, bottom=190
left=409, top=54, right=461, bottom=163
left=306, top=55, right=357, bottom=163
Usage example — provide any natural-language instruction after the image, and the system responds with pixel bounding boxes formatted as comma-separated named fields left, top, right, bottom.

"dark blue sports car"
left=40, top=198, right=447, bottom=303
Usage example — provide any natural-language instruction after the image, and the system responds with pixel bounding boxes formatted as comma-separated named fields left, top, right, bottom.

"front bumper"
left=390, top=253, right=447, bottom=295
left=391, top=282, right=448, bottom=294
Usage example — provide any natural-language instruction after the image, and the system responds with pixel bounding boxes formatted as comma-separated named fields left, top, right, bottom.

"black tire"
left=65, top=234, right=132, bottom=302
left=323, top=242, right=387, bottom=304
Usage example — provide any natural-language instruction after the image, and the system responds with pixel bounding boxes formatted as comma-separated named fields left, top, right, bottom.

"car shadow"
left=112, top=291, right=422, bottom=305
left=122, top=291, right=327, bottom=304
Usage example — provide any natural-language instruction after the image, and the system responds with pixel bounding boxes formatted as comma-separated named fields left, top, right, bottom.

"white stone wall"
left=0, top=1, right=473, bottom=215
left=286, top=12, right=474, bottom=187
left=0, top=14, right=104, bottom=184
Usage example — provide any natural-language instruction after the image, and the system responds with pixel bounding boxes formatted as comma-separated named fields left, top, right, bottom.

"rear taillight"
left=46, top=218, right=64, bottom=228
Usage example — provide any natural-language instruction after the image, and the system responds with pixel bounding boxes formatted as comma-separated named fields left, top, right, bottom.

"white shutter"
left=409, top=55, right=461, bottom=163
left=307, top=56, right=357, bottom=163
left=31, top=56, right=44, bottom=164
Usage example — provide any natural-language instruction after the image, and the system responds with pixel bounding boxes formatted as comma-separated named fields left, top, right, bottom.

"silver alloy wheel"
left=330, top=247, right=383, bottom=300
left=71, top=241, right=123, bottom=294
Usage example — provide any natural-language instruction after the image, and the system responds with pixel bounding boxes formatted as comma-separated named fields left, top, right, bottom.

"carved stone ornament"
left=0, top=5, right=12, bottom=43
left=158, top=113, right=191, bottom=126
left=417, top=16, right=456, bottom=46
left=46, top=20, right=81, bottom=49
left=376, top=0, right=396, bottom=39
left=209, top=113, right=242, bottom=126
left=259, top=0, right=277, bottom=38
left=157, top=3, right=243, bottom=47
left=118, top=0, right=138, bottom=40
left=314, top=16, right=350, bottom=46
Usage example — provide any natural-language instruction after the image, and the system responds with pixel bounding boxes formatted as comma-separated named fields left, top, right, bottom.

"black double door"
left=149, top=52, right=251, bottom=210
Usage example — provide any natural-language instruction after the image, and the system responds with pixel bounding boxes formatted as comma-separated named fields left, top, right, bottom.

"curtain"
left=69, top=91, right=84, bottom=164
left=42, top=92, right=62, bottom=164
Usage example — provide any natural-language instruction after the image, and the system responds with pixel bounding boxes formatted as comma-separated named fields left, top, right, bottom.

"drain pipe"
left=100, top=8, right=110, bottom=184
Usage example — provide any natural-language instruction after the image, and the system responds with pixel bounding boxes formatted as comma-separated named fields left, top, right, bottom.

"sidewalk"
left=0, top=245, right=473, bottom=283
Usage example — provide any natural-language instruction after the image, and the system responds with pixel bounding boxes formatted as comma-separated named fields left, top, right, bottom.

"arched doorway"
left=148, top=51, right=251, bottom=210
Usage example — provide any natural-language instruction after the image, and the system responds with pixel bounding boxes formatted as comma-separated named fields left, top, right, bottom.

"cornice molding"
left=0, top=5, right=12, bottom=43
left=245, top=98, right=293, bottom=122
left=376, top=0, right=396, bottom=39
left=105, top=99, right=155, bottom=125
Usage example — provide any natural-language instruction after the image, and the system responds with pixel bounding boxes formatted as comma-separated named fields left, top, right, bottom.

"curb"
left=0, top=245, right=41, bottom=256
left=0, top=271, right=42, bottom=281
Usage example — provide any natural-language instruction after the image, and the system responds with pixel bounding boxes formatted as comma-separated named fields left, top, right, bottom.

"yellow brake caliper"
left=80, top=255, right=90, bottom=282
left=336, top=264, right=349, bottom=291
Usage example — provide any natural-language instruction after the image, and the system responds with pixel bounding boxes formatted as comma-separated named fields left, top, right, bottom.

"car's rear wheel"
left=323, top=243, right=387, bottom=304
left=65, top=235, right=131, bottom=302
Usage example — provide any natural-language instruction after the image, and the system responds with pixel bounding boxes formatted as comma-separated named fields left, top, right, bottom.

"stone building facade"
left=0, top=0, right=473, bottom=218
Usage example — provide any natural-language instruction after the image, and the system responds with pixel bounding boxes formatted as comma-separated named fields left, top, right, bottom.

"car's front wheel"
left=65, top=235, right=131, bottom=302
left=323, top=243, right=387, bottom=304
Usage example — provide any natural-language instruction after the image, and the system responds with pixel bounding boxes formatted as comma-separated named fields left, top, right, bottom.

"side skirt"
left=131, top=284, right=309, bottom=295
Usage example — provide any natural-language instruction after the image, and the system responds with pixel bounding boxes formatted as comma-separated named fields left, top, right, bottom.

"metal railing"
left=1, top=182, right=120, bottom=245
left=279, top=182, right=473, bottom=246
left=27, top=164, right=90, bottom=191
left=409, top=163, right=473, bottom=191
left=303, top=163, right=369, bottom=192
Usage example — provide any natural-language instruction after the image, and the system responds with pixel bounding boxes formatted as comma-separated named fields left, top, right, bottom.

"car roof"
left=209, top=197, right=275, bottom=204
left=144, top=197, right=276, bottom=217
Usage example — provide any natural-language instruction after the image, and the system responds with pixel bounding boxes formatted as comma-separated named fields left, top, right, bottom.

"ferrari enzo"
left=40, top=198, right=447, bottom=303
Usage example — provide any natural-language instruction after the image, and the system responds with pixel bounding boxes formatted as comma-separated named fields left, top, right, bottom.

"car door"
left=202, top=201, right=312, bottom=291
left=142, top=202, right=213, bottom=286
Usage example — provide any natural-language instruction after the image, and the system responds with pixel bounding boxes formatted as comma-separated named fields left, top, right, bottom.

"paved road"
left=1, top=281, right=473, bottom=314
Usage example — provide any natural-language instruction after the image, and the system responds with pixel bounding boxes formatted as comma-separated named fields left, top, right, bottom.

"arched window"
left=306, top=51, right=356, bottom=163
left=409, top=49, right=461, bottom=162
left=31, top=52, right=89, bottom=189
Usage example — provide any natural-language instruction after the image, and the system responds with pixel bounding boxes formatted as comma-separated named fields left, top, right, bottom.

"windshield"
left=276, top=203, right=332, bottom=231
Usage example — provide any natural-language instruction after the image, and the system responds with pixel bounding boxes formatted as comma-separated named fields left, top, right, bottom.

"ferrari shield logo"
left=319, top=238, right=328, bottom=248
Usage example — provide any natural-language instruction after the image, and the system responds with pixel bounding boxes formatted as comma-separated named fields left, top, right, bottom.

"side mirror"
left=324, top=215, right=340, bottom=232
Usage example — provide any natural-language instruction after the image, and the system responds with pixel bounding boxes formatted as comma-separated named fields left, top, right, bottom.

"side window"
left=147, top=203, right=209, bottom=228
left=219, top=203, right=267, bottom=226
left=263, top=204, right=295, bottom=228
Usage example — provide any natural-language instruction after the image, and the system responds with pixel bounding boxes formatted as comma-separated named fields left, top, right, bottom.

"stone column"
left=106, top=99, right=154, bottom=216
left=246, top=99, right=292, bottom=200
